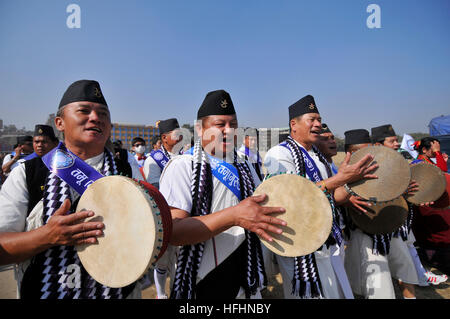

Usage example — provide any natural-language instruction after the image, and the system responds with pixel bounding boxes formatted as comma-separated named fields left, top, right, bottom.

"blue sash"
left=280, top=142, right=325, bottom=182
left=331, top=162, right=338, bottom=175
left=10, top=151, right=35, bottom=161
left=186, top=147, right=241, bottom=200
left=24, top=152, right=38, bottom=160
left=42, top=142, right=104, bottom=195
left=150, top=149, right=170, bottom=170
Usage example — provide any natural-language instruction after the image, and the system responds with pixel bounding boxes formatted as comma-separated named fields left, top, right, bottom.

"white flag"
left=401, top=134, right=418, bottom=159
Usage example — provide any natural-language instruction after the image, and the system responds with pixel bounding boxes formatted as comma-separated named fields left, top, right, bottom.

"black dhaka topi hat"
left=197, top=90, right=236, bottom=120
left=371, top=124, right=396, bottom=143
left=344, top=129, right=371, bottom=145
left=59, top=80, right=108, bottom=109
left=158, top=118, right=180, bottom=135
left=288, top=95, right=319, bottom=120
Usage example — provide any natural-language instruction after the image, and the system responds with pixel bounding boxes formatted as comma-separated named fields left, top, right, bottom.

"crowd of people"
left=0, top=79, right=448, bottom=299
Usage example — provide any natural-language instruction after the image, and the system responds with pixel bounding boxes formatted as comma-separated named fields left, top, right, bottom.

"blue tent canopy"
left=429, top=115, right=450, bottom=136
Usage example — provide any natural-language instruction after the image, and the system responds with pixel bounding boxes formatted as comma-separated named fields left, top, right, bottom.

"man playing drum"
left=372, top=125, right=445, bottom=292
left=263, top=95, right=378, bottom=299
left=342, top=128, right=420, bottom=298
left=159, top=89, right=286, bottom=299
left=0, top=80, right=143, bottom=299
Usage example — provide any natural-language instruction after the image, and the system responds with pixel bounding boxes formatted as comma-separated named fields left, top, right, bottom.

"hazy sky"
left=1, top=0, right=449, bottom=137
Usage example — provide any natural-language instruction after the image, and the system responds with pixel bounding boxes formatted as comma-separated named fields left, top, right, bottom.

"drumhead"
left=348, top=196, right=409, bottom=235
left=431, top=173, right=450, bottom=209
left=76, top=176, right=165, bottom=288
left=253, top=174, right=332, bottom=257
left=405, top=162, right=447, bottom=205
left=346, top=145, right=411, bottom=202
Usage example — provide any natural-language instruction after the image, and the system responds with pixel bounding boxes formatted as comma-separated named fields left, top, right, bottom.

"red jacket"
left=418, top=151, right=448, bottom=172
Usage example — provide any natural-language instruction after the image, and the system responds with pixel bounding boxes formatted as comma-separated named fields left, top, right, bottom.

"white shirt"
left=264, top=139, right=330, bottom=179
left=159, top=153, right=261, bottom=282
left=143, top=149, right=179, bottom=187
left=2, top=154, right=27, bottom=176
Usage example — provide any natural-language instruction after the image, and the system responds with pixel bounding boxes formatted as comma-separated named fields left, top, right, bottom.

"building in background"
left=257, top=127, right=290, bottom=153
left=111, top=123, right=159, bottom=150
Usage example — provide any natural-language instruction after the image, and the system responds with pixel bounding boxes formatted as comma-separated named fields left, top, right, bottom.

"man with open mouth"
left=159, top=89, right=286, bottom=299
left=0, top=80, right=144, bottom=299
left=263, top=94, right=378, bottom=299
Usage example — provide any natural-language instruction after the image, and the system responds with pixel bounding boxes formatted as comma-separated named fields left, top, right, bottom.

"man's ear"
left=54, top=116, right=64, bottom=132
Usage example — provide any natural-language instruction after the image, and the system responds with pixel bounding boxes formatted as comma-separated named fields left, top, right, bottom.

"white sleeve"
left=2, top=154, right=13, bottom=167
left=143, top=156, right=162, bottom=186
left=263, top=145, right=297, bottom=175
left=0, top=164, right=29, bottom=233
left=130, top=162, right=143, bottom=181
left=159, top=156, right=193, bottom=213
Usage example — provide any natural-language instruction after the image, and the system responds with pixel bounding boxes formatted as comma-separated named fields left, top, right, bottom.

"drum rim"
left=348, top=196, right=409, bottom=235
left=75, top=175, right=166, bottom=288
left=346, top=145, right=411, bottom=202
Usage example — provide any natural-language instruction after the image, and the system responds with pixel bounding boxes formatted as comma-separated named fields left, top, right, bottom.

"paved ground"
left=2, top=266, right=448, bottom=299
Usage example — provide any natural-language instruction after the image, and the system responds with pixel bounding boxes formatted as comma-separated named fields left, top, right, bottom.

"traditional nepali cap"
left=34, top=124, right=57, bottom=140
left=17, top=135, right=33, bottom=145
left=344, top=129, right=371, bottom=145
left=158, top=118, right=180, bottom=135
left=59, top=80, right=107, bottom=109
left=197, top=90, right=236, bottom=119
left=321, top=123, right=331, bottom=134
left=371, top=124, right=396, bottom=143
left=288, top=95, right=319, bottom=120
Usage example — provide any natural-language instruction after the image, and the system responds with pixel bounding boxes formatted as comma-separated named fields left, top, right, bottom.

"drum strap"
left=171, top=139, right=266, bottom=299
left=21, top=145, right=136, bottom=299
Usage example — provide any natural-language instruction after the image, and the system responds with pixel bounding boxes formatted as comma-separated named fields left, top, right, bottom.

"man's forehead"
left=67, top=101, right=109, bottom=110
left=385, top=135, right=398, bottom=141
left=320, top=132, right=334, bottom=138
left=299, top=113, right=321, bottom=121
left=33, top=135, right=49, bottom=141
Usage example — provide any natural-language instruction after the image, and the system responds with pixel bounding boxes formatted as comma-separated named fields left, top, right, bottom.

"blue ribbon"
left=41, top=142, right=104, bottom=195
left=24, top=152, right=38, bottom=160
left=149, top=149, right=169, bottom=170
left=280, top=142, right=324, bottom=182
left=186, top=147, right=241, bottom=200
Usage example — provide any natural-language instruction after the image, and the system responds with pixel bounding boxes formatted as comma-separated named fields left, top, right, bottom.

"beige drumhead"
left=346, top=145, right=411, bottom=202
left=76, top=176, right=162, bottom=288
left=253, top=174, right=332, bottom=257
left=405, top=162, right=447, bottom=205
left=348, top=196, right=409, bottom=235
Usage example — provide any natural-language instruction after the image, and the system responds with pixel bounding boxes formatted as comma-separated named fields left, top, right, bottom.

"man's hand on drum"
left=347, top=195, right=376, bottom=218
left=45, top=199, right=104, bottom=246
left=404, top=180, right=435, bottom=207
left=337, top=152, right=378, bottom=185
left=232, top=193, right=287, bottom=242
